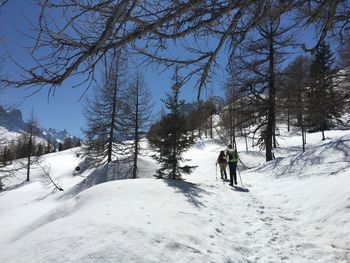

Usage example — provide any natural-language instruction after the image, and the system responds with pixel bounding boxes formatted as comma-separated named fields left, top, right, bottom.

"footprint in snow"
left=269, top=236, right=278, bottom=243
left=245, top=231, right=253, bottom=236
left=215, top=228, right=222, bottom=233
left=260, top=217, right=273, bottom=223
left=279, top=215, right=295, bottom=221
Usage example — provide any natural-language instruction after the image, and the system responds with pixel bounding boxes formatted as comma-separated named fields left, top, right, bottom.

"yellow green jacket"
left=226, top=148, right=239, bottom=163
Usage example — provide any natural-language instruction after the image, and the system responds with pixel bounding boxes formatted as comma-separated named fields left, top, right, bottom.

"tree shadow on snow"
left=232, top=185, right=250, bottom=192
left=59, top=160, right=131, bottom=199
left=1, top=180, right=28, bottom=192
left=72, top=157, right=96, bottom=177
left=252, top=134, right=350, bottom=178
left=281, top=136, right=350, bottom=177
left=163, top=179, right=212, bottom=208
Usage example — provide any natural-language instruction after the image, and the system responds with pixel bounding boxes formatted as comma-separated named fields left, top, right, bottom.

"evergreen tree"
left=62, top=137, right=75, bottom=150
left=75, top=139, right=82, bottom=147
left=203, top=96, right=217, bottom=139
left=36, top=143, right=45, bottom=156
left=45, top=136, right=55, bottom=154
left=280, top=55, right=311, bottom=151
left=306, top=42, right=343, bottom=140
left=149, top=69, right=196, bottom=179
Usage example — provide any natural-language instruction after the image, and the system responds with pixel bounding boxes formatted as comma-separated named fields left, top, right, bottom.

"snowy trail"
left=183, top=139, right=349, bottom=263
left=1, top=134, right=350, bottom=262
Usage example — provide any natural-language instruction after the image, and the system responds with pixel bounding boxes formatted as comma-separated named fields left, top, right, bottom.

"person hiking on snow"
left=226, top=144, right=239, bottom=186
left=216, top=151, right=227, bottom=180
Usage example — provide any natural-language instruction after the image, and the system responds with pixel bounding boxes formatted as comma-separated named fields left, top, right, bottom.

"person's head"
left=220, top=150, right=225, bottom=155
left=228, top=144, right=233, bottom=149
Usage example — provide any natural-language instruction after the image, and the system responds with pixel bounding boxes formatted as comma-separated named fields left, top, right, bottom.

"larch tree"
left=83, top=50, right=127, bottom=165
left=2, top=1, right=349, bottom=102
left=120, top=72, right=153, bottom=179
left=22, top=111, right=39, bottom=182
left=337, top=33, right=350, bottom=114
left=230, top=3, right=295, bottom=161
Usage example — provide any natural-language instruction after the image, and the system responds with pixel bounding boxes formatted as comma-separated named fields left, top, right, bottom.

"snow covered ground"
left=0, top=127, right=349, bottom=263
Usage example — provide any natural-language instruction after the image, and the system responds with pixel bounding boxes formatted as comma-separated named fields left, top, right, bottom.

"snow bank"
left=1, top=179, right=249, bottom=263
left=1, top=128, right=350, bottom=262
left=244, top=134, right=350, bottom=260
left=251, top=133, right=350, bottom=178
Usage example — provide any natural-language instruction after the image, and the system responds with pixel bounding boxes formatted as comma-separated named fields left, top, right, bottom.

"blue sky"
left=0, top=1, right=327, bottom=138
left=0, top=1, right=227, bottom=138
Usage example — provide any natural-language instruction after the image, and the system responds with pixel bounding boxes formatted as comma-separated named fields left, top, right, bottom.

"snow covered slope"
left=0, top=129, right=349, bottom=262
left=244, top=133, right=350, bottom=261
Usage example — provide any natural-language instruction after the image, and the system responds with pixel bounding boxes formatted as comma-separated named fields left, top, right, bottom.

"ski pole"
left=237, top=165, right=244, bottom=187
left=215, top=163, right=217, bottom=180
left=239, top=159, right=248, bottom=170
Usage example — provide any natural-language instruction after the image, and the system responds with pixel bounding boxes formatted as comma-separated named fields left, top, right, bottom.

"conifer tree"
left=120, top=72, right=153, bottom=178
left=229, top=5, right=294, bottom=161
left=25, top=112, right=37, bottom=181
left=306, top=42, right=343, bottom=140
left=82, top=50, right=127, bottom=165
left=62, top=137, right=76, bottom=150
left=280, top=55, right=311, bottom=151
left=149, top=69, right=196, bottom=180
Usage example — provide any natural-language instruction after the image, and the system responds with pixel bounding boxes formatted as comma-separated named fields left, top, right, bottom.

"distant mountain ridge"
left=0, top=106, right=26, bottom=132
left=42, top=128, right=74, bottom=143
left=0, top=106, right=78, bottom=144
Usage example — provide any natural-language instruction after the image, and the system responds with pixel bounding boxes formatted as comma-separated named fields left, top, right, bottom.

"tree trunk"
left=26, top=124, right=33, bottom=182
left=265, top=29, right=276, bottom=162
left=321, top=124, right=325, bottom=141
left=132, top=75, right=140, bottom=179
left=229, top=102, right=235, bottom=146
left=287, top=104, right=290, bottom=132
left=107, top=54, right=119, bottom=163
left=209, top=115, right=213, bottom=138
left=301, top=120, right=305, bottom=152
left=273, top=121, right=277, bottom=149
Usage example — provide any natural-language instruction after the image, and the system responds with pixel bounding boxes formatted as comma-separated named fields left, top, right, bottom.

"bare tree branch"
left=1, top=0, right=349, bottom=100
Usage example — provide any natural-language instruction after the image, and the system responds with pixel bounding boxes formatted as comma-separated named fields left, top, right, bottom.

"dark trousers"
left=228, top=162, right=237, bottom=186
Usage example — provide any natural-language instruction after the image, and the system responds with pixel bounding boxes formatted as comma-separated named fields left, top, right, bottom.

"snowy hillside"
left=0, top=126, right=47, bottom=147
left=0, top=128, right=349, bottom=262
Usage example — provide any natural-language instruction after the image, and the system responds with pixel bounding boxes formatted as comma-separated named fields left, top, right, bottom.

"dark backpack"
left=227, top=151, right=233, bottom=161
left=227, top=151, right=238, bottom=162
left=218, top=154, right=226, bottom=163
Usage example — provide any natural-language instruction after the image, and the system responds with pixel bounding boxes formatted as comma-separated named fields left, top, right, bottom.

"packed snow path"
left=184, top=141, right=350, bottom=263
left=1, top=133, right=350, bottom=262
